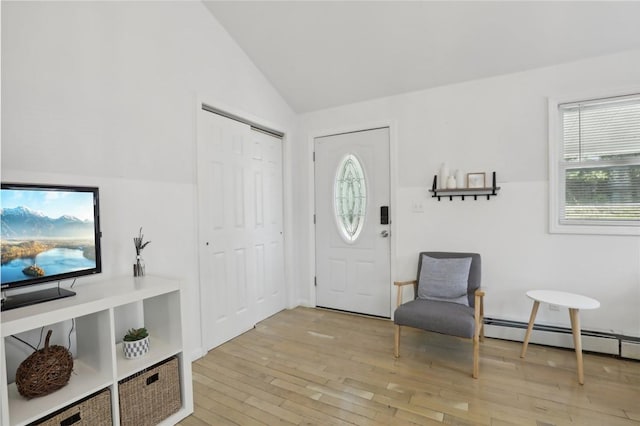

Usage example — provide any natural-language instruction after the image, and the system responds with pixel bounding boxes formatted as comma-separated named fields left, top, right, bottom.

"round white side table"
left=520, top=290, right=600, bottom=385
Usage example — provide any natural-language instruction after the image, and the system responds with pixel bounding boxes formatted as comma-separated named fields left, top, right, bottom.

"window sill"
left=549, top=222, right=640, bottom=236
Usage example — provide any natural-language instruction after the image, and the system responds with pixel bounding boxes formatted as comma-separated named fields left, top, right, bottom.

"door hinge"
left=313, top=151, right=315, bottom=161
left=313, top=214, right=316, bottom=224
left=314, top=276, right=317, bottom=287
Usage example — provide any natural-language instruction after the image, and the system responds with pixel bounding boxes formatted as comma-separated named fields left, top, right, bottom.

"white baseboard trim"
left=189, top=347, right=206, bottom=361
left=484, top=317, right=634, bottom=358
left=621, top=340, right=640, bottom=360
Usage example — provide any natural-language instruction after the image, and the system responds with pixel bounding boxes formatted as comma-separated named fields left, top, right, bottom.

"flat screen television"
left=1, top=183, right=102, bottom=310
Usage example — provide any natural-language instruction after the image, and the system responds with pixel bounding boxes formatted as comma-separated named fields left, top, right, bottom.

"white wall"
left=1, top=1, right=296, bottom=358
left=296, top=49, right=640, bottom=338
left=4, top=1, right=640, bottom=357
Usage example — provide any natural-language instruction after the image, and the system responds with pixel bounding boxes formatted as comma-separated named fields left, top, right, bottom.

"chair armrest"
left=394, top=280, right=417, bottom=287
left=474, top=288, right=485, bottom=311
left=394, top=280, right=418, bottom=308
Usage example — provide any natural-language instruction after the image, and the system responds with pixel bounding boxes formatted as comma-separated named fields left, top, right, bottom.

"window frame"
left=548, top=92, right=640, bottom=236
left=333, top=153, right=368, bottom=244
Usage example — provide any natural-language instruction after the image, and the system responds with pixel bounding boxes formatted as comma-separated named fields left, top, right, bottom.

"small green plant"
left=123, top=327, right=148, bottom=342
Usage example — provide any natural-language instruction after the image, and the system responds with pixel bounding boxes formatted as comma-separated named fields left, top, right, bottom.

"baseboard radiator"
left=484, top=317, right=640, bottom=360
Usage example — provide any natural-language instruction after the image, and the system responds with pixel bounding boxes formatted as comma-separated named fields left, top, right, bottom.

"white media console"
left=0, top=276, right=193, bottom=426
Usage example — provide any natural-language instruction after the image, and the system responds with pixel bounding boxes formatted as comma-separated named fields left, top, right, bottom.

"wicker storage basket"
left=16, top=330, right=73, bottom=399
left=29, top=388, right=112, bottom=426
left=118, top=356, right=181, bottom=426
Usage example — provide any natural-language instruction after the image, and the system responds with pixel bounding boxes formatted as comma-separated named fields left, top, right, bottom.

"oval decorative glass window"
left=334, top=154, right=367, bottom=242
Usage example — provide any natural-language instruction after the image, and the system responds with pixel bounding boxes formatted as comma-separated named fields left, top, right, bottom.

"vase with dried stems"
left=133, top=227, right=151, bottom=277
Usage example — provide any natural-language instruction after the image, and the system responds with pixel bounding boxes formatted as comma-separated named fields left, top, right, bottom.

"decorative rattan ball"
left=16, top=330, right=73, bottom=399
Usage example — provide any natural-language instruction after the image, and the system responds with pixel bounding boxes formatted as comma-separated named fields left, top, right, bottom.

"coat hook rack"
left=429, top=171, right=500, bottom=201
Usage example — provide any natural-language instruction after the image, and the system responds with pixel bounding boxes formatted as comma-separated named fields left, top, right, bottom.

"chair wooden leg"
left=479, top=298, right=485, bottom=342
left=473, top=327, right=480, bottom=379
left=473, top=340, right=479, bottom=379
left=394, top=325, right=400, bottom=358
left=473, top=295, right=482, bottom=378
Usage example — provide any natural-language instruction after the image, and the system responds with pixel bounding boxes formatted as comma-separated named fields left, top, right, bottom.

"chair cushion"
left=394, top=299, right=475, bottom=338
left=417, top=255, right=472, bottom=306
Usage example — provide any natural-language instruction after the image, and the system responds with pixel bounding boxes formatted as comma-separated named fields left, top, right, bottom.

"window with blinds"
left=558, top=94, right=640, bottom=226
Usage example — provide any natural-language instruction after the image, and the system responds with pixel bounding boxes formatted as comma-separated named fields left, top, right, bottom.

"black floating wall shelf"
left=429, top=171, right=500, bottom=201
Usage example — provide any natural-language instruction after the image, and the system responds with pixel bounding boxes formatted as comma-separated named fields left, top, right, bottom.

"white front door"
left=197, top=110, right=285, bottom=351
left=314, top=127, right=391, bottom=318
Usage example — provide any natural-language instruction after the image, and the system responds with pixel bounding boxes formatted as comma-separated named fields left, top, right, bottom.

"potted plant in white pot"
left=122, top=327, right=149, bottom=359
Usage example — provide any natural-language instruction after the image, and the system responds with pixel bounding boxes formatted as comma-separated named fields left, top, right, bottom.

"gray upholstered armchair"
left=393, top=252, right=485, bottom=378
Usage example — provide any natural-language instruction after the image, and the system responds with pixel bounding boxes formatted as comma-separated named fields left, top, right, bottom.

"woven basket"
left=119, top=356, right=181, bottom=426
left=31, top=388, right=112, bottom=426
left=16, top=330, right=74, bottom=399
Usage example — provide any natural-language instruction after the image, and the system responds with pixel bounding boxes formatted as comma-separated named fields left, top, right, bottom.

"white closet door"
left=251, top=130, right=286, bottom=323
left=197, top=111, right=285, bottom=351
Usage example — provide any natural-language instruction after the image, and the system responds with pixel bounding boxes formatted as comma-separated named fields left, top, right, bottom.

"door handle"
left=380, top=230, right=389, bottom=238
left=380, top=206, right=389, bottom=225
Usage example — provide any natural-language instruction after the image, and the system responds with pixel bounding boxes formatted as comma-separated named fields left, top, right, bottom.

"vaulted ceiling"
left=204, top=1, right=640, bottom=113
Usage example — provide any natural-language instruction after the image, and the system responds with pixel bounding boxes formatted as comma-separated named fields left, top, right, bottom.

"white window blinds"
left=559, top=95, right=640, bottom=224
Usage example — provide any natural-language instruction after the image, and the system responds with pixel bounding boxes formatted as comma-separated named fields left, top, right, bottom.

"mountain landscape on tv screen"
left=0, top=206, right=94, bottom=239
left=0, top=206, right=96, bottom=283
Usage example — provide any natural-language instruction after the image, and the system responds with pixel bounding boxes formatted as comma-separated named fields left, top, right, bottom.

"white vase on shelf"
left=455, top=169, right=464, bottom=188
left=447, top=175, right=457, bottom=189
left=439, top=162, right=449, bottom=189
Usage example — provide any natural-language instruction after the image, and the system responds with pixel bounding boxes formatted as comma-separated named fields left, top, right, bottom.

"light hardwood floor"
left=179, top=307, right=640, bottom=425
